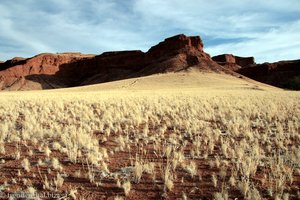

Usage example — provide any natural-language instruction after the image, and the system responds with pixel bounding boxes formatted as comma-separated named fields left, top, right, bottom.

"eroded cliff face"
left=237, top=60, right=300, bottom=90
left=147, top=34, right=206, bottom=59
left=1, top=34, right=299, bottom=91
left=0, top=34, right=224, bottom=90
left=212, top=54, right=255, bottom=71
left=0, top=53, right=95, bottom=90
left=211, top=54, right=300, bottom=90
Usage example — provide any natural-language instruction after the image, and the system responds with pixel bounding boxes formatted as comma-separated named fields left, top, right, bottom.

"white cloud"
left=133, top=0, right=300, bottom=62
left=0, top=0, right=300, bottom=63
left=133, top=0, right=300, bottom=36
left=206, top=20, right=300, bottom=63
left=0, top=0, right=147, bottom=60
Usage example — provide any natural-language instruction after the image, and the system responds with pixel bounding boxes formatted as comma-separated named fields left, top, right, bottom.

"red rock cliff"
left=212, top=54, right=255, bottom=71
left=0, top=34, right=223, bottom=90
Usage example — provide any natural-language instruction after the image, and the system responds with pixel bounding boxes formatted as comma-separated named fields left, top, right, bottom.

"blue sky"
left=0, top=0, right=299, bottom=63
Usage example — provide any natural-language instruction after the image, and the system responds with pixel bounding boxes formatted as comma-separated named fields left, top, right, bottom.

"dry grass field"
left=0, top=72, right=299, bottom=199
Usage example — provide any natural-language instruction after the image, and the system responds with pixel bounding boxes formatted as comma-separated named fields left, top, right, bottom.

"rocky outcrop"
left=0, top=57, right=26, bottom=71
left=0, top=53, right=95, bottom=90
left=2, top=34, right=299, bottom=91
left=140, top=34, right=216, bottom=74
left=237, top=60, right=300, bottom=90
left=56, top=50, right=146, bottom=86
left=146, top=34, right=211, bottom=66
left=212, top=54, right=255, bottom=68
left=212, top=54, right=300, bottom=90
left=212, top=54, right=255, bottom=71
left=148, top=35, right=203, bottom=57
left=55, top=34, right=221, bottom=87
left=212, top=54, right=239, bottom=71
left=235, top=56, right=255, bottom=68
left=0, top=34, right=226, bottom=90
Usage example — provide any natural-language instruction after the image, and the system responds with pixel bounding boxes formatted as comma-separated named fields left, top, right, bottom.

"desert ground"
left=0, top=71, right=299, bottom=199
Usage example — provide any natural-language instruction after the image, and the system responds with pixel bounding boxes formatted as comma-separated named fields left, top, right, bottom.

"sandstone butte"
left=0, top=34, right=299, bottom=90
left=212, top=54, right=300, bottom=90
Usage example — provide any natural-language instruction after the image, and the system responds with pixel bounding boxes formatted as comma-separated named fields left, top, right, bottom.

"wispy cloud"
left=0, top=0, right=299, bottom=63
left=206, top=20, right=300, bottom=62
left=133, top=0, right=300, bottom=62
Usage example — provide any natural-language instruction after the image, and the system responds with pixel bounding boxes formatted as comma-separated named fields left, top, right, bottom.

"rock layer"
left=0, top=53, right=95, bottom=90
left=212, top=54, right=300, bottom=90
left=212, top=54, right=255, bottom=71
left=237, top=60, right=300, bottom=90
left=0, top=34, right=224, bottom=90
left=2, top=34, right=298, bottom=91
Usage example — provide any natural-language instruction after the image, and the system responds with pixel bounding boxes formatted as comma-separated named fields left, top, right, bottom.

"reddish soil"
left=0, top=130, right=299, bottom=200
